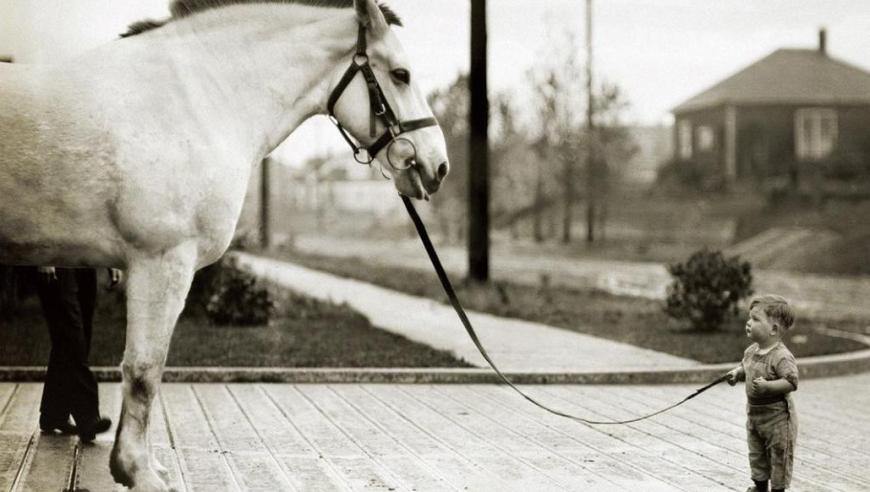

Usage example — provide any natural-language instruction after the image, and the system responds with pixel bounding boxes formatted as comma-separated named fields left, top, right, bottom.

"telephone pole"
left=585, top=0, right=597, bottom=243
left=260, top=157, right=271, bottom=249
left=468, top=0, right=490, bottom=282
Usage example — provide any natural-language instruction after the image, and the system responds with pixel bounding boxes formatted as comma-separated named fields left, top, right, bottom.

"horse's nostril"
left=437, top=162, right=449, bottom=179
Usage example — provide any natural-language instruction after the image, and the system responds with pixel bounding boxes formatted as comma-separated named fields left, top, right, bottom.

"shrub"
left=655, top=158, right=726, bottom=192
left=820, top=147, right=870, bottom=181
left=202, top=258, right=276, bottom=326
left=664, top=249, right=753, bottom=331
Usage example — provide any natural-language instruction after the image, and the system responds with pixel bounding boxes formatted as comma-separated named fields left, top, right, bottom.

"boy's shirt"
left=741, top=342, right=799, bottom=406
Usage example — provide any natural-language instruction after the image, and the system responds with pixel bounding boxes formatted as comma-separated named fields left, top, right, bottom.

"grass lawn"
left=269, top=249, right=868, bottom=364
left=0, top=286, right=472, bottom=368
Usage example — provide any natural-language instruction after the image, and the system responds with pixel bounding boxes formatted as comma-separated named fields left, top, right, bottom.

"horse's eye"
left=391, top=68, right=410, bottom=85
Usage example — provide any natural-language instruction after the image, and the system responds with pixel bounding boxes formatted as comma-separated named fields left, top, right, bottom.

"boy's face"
left=746, top=305, right=779, bottom=344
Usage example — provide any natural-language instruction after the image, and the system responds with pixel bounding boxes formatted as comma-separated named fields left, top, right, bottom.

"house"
left=672, top=30, right=870, bottom=182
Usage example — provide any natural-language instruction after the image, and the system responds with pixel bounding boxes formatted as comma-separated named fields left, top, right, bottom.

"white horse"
left=0, top=0, right=448, bottom=489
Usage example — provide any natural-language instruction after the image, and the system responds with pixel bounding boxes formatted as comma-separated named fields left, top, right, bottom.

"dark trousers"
left=37, top=268, right=100, bottom=426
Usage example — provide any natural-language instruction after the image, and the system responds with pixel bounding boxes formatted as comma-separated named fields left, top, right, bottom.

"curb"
left=2, top=349, right=869, bottom=384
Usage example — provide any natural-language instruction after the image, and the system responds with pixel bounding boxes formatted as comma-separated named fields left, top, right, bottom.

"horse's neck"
left=126, top=5, right=356, bottom=161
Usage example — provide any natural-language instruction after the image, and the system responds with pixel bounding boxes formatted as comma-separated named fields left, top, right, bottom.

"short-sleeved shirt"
left=741, top=342, right=799, bottom=405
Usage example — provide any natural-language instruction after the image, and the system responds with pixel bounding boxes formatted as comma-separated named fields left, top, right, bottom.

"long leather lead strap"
left=401, top=195, right=729, bottom=425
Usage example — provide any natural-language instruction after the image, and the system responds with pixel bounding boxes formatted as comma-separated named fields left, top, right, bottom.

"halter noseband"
left=327, top=24, right=438, bottom=171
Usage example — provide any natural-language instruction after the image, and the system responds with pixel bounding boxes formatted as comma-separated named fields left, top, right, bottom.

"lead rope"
left=401, top=195, right=729, bottom=425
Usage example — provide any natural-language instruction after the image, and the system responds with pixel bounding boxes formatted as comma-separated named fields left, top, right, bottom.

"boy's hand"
left=107, top=268, right=123, bottom=289
left=726, top=368, right=740, bottom=386
left=37, top=266, right=57, bottom=282
left=751, top=377, right=770, bottom=395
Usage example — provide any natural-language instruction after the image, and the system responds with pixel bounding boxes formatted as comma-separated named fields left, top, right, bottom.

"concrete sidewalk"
left=289, top=234, right=870, bottom=321
left=235, top=253, right=702, bottom=372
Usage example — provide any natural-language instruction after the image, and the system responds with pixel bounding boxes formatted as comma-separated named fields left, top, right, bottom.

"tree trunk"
left=562, top=154, right=574, bottom=243
left=533, top=166, right=544, bottom=243
left=468, top=0, right=490, bottom=282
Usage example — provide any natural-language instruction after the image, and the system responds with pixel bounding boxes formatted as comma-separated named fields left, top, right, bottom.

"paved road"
left=290, top=234, right=870, bottom=322
left=3, top=375, right=869, bottom=491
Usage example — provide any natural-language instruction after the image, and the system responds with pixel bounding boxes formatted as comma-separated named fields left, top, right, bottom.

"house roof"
left=673, top=48, right=870, bottom=113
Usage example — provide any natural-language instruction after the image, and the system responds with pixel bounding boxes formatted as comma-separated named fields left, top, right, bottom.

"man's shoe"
left=39, top=416, right=78, bottom=435
left=78, top=417, right=112, bottom=442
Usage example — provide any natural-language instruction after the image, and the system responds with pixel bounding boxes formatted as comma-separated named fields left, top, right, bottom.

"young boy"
left=726, top=294, right=799, bottom=492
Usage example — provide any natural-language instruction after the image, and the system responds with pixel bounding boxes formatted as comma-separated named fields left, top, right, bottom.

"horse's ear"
left=354, top=0, right=389, bottom=38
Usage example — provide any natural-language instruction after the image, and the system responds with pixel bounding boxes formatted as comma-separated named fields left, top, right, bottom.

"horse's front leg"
left=110, top=243, right=197, bottom=492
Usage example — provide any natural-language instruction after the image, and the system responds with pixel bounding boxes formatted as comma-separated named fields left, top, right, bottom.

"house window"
left=678, top=120, right=692, bottom=159
left=795, top=108, right=837, bottom=160
left=696, top=125, right=715, bottom=151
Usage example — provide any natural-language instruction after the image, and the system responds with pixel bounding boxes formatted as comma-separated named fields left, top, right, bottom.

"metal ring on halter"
left=353, top=147, right=373, bottom=165
left=353, top=54, right=368, bottom=66
left=376, top=161, right=391, bottom=179
left=386, top=137, right=418, bottom=171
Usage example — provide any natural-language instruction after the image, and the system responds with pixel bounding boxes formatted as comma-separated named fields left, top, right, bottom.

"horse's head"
left=327, top=0, right=449, bottom=200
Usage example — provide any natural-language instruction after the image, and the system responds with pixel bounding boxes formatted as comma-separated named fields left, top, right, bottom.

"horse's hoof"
left=153, top=459, right=171, bottom=484
left=126, top=471, right=170, bottom=492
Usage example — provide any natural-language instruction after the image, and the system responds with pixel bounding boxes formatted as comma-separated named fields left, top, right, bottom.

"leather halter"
left=327, top=24, right=438, bottom=170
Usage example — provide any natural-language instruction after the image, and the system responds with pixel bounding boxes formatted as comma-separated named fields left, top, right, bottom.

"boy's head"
left=746, top=294, right=795, bottom=343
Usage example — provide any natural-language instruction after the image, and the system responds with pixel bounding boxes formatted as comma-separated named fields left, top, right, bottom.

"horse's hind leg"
left=110, top=244, right=197, bottom=491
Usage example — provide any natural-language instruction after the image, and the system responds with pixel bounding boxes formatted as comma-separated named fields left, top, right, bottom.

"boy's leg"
left=747, top=417, right=771, bottom=486
left=767, top=414, right=797, bottom=491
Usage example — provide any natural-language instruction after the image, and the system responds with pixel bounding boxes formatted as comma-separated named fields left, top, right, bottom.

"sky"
left=3, top=0, right=870, bottom=164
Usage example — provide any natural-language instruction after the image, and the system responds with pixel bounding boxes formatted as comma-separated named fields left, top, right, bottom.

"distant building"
left=237, top=153, right=408, bottom=240
left=672, top=29, right=870, bottom=182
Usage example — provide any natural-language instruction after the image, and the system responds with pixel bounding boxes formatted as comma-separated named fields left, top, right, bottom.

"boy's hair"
left=750, top=294, right=796, bottom=331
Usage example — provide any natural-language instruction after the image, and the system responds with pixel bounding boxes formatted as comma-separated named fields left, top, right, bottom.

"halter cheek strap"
left=327, top=24, right=438, bottom=169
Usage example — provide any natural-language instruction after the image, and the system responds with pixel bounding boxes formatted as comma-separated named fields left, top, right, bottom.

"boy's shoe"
left=78, top=416, right=112, bottom=443
left=39, top=416, right=78, bottom=435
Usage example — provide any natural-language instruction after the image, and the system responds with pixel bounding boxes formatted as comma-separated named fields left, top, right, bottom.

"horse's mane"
left=121, top=0, right=401, bottom=38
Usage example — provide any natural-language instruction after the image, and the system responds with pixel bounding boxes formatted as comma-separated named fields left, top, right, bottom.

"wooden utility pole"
left=585, top=0, right=597, bottom=243
left=260, top=157, right=271, bottom=249
left=468, top=0, right=490, bottom=282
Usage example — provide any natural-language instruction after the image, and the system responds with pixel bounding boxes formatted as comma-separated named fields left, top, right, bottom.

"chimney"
left=819, top=28, right=827, bottom=55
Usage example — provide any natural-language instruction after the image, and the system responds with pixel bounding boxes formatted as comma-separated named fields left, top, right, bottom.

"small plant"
left=664, top=249, right=753, bottom=331
left=203, top=258, right=276, bottom=326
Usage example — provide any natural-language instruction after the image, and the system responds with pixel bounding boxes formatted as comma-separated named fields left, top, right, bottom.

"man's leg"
left=49, top=268, right=100, bottom=429
left=36, top=269, right=76, bottom=429
left=77, top=269, right=97, bottom=355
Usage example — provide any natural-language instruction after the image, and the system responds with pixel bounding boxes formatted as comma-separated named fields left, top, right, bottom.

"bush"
left=655, top=158, right=726, bottom=192
left=819, top=147, right=870, bottom=181
left=202, top=258, right=276, bottom=326
left=664, top=249, right=753, bottom=331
